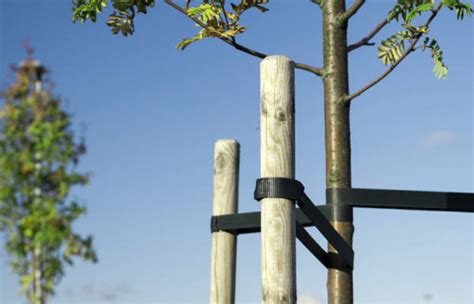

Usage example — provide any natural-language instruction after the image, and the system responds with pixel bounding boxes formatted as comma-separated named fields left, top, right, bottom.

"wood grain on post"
left=210, top=139, right=240, bottom=304
left=260, top=56, right=296, bottom=304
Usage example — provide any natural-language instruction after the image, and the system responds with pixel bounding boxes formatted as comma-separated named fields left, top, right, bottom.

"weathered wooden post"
left=210, top=139, right=240, bottom=304
left=260, top=56, right=296, bottom=303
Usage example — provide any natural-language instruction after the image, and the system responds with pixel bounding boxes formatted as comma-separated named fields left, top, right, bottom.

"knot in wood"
left=214, top=154, right=227, bottom=172
left=276, top=108, right=287, bottom=122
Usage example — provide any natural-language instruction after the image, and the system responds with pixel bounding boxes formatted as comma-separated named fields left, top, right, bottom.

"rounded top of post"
left=261, top=55, right=294, bottom=66
left=215, top=139, right=240, bottom=148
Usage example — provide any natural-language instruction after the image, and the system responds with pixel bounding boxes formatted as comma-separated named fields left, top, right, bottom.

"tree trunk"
left=30, top=249, right=36, bottom=304
left=322, top=1, right=354, bottom=304
left=30, top=247, right=44, bottom=304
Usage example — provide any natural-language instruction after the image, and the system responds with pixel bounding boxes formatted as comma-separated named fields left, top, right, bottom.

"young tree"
left=0, top=59, right=97, bottom=304
left=70, top=0, right=472, bottom=303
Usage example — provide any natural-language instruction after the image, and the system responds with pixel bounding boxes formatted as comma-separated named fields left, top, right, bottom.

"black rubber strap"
left=298, top=193, right=354, bottom=269
left=254, top=177, right=304, bottom=202
left=328, top=187, right=474, bottom=213
left=210, top=216, right=219, bottom=233
left=326, top=252, right=353, bottom=272
left=326, top=188, right=351, bottom=205
left=254, top=177, right=354, bottom=269
left=326, top=188, right=354, bottom=221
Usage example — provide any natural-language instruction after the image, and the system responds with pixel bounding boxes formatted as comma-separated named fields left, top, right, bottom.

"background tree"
left=0, top=59, right=97, bottom=304
left=70, top=0, right=472, bottom=303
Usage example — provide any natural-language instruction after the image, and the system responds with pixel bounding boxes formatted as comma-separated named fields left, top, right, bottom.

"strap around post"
left=254, top=177, right=304, bottom=202
left=254, top=177, right=354, bottom=269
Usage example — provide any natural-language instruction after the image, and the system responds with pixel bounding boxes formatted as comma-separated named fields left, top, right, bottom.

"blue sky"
left=0, top=0, right=472, bottom=303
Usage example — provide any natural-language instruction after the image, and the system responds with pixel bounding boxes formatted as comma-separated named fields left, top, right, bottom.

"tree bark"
left=322, top=1, right=354, bottom=304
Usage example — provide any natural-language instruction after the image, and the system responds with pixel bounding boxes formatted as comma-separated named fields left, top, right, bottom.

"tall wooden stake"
left=260, top=56, right=296, bottom=304
left=210, top=139, right=239, bottom=304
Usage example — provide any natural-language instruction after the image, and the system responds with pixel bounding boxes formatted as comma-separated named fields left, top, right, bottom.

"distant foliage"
left=0, top=60, right=96, bottom=304
left=381, top=0, right=472, bottom=78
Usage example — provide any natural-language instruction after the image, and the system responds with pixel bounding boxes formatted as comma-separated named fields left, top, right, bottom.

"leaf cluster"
left=387, top=0, right=435, bottom=23
left=380, top=0, right=472, bottom=79
left=377, top=29, right=414, bottom=65
left=0, top=61, right=96, bottom=303
left=72, top=0, right=269, bottom=45
left=73, top=0, right=155, bottom=36
left=177, top=0, right=269, bottom=49
left=442, top=0, right=472, bottom=19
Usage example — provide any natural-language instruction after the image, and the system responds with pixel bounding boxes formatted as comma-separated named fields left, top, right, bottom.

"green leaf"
left=387, top=0, right=435, bottom=23
left=72, top=0, right=108, bottom=23
left=442, top=0, right=473, bottom=20
left=378, top=31, right=413, bottom=65
left=406, top=2, right=434, bottom=23
left=421, top=37, right=449, bottom=79
left=72, top=0, right=156, bottom=36
left=176, top=29, right=206, bottom=50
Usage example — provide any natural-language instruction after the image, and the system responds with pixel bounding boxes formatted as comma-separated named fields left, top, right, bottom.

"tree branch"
left=294, top=62, right=324, bottom=76
left=345, top=3, right=442, bottom=102
left=310, top=0, right=321, bottom=6
left=348, top=18, right=389, bottom=52
left=164, top=0, right=323, bottom=76
left=338, top=0, right=365, bottom=24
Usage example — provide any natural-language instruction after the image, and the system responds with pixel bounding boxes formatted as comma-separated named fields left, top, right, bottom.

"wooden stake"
left=260, top=56, right=296, bottom=304
left=210, top=139, right=239, bottom=304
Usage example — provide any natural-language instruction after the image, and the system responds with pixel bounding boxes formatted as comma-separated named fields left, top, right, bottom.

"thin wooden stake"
left=210, top=139, right=240, bottom=304
left=260, top=56, right=296, bottom=304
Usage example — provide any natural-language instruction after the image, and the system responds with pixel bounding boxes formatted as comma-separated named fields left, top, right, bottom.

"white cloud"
left=421, top=131, right=456, bottom=147
left=298, top=293, right=322, bottom=304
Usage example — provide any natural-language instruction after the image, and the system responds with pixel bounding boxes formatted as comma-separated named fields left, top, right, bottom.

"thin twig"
left=218, top=0, right=236, bottom=43
left=338, top=0, right=365, bottom=24
left=348, top=18, right=389, bottom=52
left=345, top=3, right=443, bottom=102
left=164, top=0, right=324, bottom=76
left=218, top=0, right=231, bottom=30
